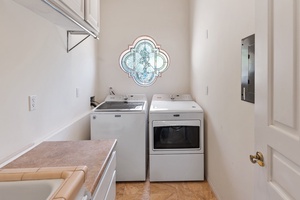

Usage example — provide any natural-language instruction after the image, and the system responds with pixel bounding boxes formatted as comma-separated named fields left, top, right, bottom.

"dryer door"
left=151, top=120, right=201, bottom=154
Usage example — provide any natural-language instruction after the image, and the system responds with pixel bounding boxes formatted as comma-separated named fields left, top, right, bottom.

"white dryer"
left=149, top=94, right=204, bottom=182
left=90, top=94, right=148, bottom=182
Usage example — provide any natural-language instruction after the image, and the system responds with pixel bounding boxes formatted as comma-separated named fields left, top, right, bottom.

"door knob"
left=250, top=151, right=265, bottom=167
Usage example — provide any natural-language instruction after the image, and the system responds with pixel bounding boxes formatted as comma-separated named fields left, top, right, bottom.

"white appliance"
left=149, top=94, right=204, bottom=182
left=90, top=94, right=148, bottom=182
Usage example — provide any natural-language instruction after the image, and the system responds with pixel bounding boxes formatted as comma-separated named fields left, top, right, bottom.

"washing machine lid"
left=150, top=100, right=203, bottom=113
left=95, top=101, right=145, bottom=112
left=150, top=94, right=202, bottom=113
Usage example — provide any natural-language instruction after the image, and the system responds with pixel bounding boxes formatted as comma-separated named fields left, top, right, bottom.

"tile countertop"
left=1, top=140, right=117, bottom=196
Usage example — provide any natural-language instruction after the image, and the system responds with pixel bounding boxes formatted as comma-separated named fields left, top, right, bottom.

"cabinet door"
left=85, top=0, right=100, bottom=32
left=52, top=0, right=85, bottom=19
left=92, top=151, right=116, bottom=200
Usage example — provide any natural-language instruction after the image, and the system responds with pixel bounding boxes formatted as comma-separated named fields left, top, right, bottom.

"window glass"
left=119, top=36, right=170, bottom=86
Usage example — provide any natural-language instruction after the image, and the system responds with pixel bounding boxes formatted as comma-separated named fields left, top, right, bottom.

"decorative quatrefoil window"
left=119, top=36, right=170, bottom=86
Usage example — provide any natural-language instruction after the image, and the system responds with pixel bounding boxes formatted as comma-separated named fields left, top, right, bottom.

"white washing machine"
left=149, top=94, right=204, bottom=182
left=90, top=94, right=148, bottom=182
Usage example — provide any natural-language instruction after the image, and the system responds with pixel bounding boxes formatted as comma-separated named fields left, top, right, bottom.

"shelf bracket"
left=67, top=31, right=91, bottom=53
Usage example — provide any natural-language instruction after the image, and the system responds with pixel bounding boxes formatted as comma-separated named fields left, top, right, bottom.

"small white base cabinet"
left=92, top=151, right=116, bottom=200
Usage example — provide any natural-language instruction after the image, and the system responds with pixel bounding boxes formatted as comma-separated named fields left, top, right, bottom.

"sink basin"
left=0, top=179, right=63, bottom=200
left=0, top=166, right=88, bottom=200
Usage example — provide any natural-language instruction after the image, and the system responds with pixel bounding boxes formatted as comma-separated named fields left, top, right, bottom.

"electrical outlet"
left=29, top=95, right=37, bottom=111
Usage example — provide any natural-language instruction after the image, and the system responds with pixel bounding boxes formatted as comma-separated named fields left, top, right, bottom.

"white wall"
left=97, top=0, right=191, bottom=102
left=1, top=1, right=257, bottom=198
left=0, top=1, right=98, bottom=164
left=190, top=1, right=255, bottom=199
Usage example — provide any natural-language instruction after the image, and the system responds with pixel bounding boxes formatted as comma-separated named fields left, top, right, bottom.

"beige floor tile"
left=120, top=194, right=149, bottom=200
left=124, top=182, right=150, bottom=196
left=150, top=182, right=178, bottom=195
left=150, top=193, right=177, bottom=200
left=116, top=182, right=126, bottom=196
left=116, top=180, right=217, bottom=200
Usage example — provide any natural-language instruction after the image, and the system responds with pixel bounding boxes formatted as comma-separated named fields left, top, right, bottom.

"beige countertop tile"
left=2, top=140, right=117, bottom=196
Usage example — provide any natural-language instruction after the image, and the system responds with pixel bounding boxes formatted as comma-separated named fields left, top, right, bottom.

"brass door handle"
left=250, top=151, right=265, bottom=167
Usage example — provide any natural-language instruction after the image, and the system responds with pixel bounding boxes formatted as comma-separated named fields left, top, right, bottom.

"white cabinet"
left=12, top=0, right=100, bottom=35
left=85, top=0, right=100, bottom=32
left=64, top=0, right=85, bottom=19
left=104, top=171, right=116, bottom=200
left=50, top=0, right=85, bottom=19
left=12, top=0, right=100, bottom=51
left=50, top=0, right=100, bottom=32
left=92, top=151, right=116, bottom=200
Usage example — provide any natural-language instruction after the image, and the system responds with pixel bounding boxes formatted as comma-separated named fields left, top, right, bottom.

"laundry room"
left=0, top=0, right=256, bottom=200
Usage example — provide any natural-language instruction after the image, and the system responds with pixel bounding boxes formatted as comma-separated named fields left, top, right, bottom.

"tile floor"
left=116, top=179, right=217, bottom=200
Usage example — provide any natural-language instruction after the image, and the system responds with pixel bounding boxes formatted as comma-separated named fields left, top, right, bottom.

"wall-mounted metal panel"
left=241, top=34, right=255, bottom=103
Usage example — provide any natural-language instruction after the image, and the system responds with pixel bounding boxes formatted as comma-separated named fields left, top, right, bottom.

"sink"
left=0, top=179, right=63, bottom=200
left=0, top=166, right=88, bottom=200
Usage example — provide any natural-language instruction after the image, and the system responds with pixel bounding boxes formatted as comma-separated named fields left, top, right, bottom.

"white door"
left=255, top=0, right=300, bottom=199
